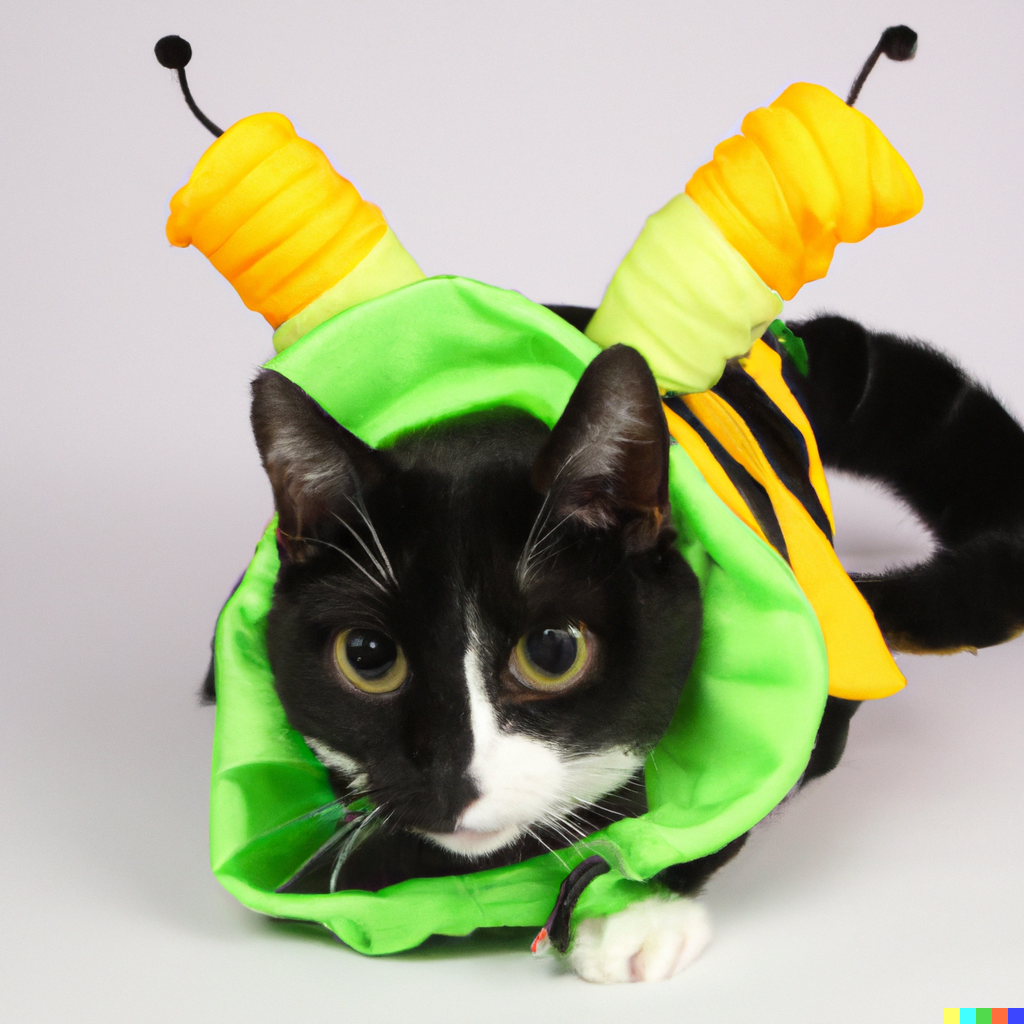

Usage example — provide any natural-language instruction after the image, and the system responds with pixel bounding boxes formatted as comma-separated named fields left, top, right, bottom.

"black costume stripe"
left=664, top=396, right=790, bottom=563
left=763, top=327, right=816, bottom=425
left=712, top=362, right=834, bottom=543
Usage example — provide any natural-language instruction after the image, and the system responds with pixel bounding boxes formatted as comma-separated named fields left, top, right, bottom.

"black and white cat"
left=205, top=311, right=1024, bottom=983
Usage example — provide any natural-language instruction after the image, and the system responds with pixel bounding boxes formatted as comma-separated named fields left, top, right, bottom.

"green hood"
left=210, top=276, right=828, bottom=954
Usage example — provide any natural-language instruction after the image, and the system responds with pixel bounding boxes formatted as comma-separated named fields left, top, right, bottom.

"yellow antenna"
left=158, top=38, right=423, bottom=350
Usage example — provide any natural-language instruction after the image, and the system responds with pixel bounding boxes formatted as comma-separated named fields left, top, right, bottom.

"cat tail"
left=788, top=314, right=1024, bottom=654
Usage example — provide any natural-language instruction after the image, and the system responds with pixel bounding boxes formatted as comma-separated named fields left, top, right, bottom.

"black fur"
left=791, top=315, right=1024, bottom=653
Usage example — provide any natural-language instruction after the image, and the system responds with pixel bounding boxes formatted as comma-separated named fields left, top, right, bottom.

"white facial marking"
left=423, top=631, right=644, bottom=859
left=569, top=896, right=712, bottom=984
left=304, top=737, right=368, bottom=794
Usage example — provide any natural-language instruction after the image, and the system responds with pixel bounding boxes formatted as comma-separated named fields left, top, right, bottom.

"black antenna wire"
left=154, top=35, right=224, bottom=137
left=846, top=25, right=918, bottom=107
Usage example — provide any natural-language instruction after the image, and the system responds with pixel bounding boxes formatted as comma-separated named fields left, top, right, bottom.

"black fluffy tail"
left=790, top=315, right=1024, bottom=653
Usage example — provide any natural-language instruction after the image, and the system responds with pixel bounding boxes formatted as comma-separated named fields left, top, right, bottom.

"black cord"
left=533, top=855, right=611, bottom=954
left=175, top=65, right=223, bottom=138
left=846, top=25, right=917, bottom=107
left=154, top=35, right=224, bottom=138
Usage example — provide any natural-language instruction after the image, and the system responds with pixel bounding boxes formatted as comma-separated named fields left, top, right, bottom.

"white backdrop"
left=2, top=1, right=1021, bottom=1020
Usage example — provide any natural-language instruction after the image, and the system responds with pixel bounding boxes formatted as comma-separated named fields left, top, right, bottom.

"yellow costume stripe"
left=167, top=113, right=389, bottom=328
left=231, top=194, right=385, bottom=325
left=167, top=113, right=297, bottom=246
left=191, top=139, right=323, bottom=257
left=740, top=340, right=835, bottom=532
left=685, top=83, right=922, bottom=299
left=682, top=386, right=904, bottom=700
left=663, top=405, right=770, bottom=547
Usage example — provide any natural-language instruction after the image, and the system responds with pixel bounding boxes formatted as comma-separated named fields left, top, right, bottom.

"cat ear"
left=532, top=345, right=670, bottom=550
left=250, top=370, right=388, bottom=560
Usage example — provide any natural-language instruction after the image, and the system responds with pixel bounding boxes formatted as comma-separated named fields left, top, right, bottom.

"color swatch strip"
left=944, top=1011, right=1023, bottom=1023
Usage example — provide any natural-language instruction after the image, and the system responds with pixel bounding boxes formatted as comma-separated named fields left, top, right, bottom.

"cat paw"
left=568, top=896, right=711, bottom=984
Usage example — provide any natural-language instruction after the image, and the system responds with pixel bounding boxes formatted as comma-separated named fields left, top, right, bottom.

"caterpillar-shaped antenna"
left=846, top=25, right=918, bottom=107
left=154, top=35, right=223, bottom=137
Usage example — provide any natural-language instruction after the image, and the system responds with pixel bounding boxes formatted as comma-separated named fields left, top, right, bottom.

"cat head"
left=251, top=344, right=701, bottom=862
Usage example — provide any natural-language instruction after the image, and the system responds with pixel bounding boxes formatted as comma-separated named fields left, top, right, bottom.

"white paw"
left=568, top=896, right=712, bottom=984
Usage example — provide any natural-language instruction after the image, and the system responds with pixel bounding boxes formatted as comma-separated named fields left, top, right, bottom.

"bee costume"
left=157, top=29, right=922, bottom=954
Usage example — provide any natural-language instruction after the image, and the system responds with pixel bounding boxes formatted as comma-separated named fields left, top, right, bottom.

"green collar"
left=210, top=276, right=828, bottom=954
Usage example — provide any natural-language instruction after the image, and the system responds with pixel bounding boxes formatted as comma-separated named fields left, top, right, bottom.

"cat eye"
left=334, top=628, right=408, bottom=694
left=511, top=624, right=591, bottom=692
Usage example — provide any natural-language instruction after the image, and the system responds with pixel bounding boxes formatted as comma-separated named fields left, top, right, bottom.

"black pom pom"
left=879, top=25, right=918, bottom=62
left=154, top=35, right=192, bottom=70
left=154, top=35, right=224, bottom=137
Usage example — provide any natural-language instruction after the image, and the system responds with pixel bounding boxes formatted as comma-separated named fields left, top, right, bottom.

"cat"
left=203, top=310, right=1024, bottom=983
left=251, top=343, right=700, bottom=869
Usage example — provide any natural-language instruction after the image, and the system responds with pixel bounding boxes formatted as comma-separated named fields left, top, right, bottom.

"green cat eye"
left=334, top=628, right=408, bottom=694
left=511, top=624, right=590, bottom=691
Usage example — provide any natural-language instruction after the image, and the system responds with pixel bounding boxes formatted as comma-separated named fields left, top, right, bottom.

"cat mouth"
left=421, top=824, right=524, bottom=858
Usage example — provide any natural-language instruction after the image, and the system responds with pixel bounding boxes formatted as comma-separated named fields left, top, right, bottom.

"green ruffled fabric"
left=210, top=276, right=828, bottom=954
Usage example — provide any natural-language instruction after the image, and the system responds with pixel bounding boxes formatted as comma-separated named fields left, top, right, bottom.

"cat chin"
left=420, top=824, right=523, bottom=858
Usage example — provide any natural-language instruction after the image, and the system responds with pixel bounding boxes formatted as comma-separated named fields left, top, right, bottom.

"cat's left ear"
left=532, top=345, right=670, bottom=551
left=250, top=369, right=390, bottom=560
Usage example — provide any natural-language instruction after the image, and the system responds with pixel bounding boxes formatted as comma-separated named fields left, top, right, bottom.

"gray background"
left=2, top=1, right=1021, bottom=1020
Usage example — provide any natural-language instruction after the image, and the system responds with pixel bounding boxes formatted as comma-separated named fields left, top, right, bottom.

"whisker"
left=529, top=509, right=577, bottom=558
left=564, top=795, right=611, bottom=814
left=537, top=813, right=586, bottom=848
left=340, top=491, right=398, bottom=586
left=565, top=803, right=624, bottom=830
left=519, top=487, right=556, bottom=568
left=548, top=812, right=589, bottom=842
left=516, top=447, right=587, bottom=584
left=291, top=815, right=364, bottom=878
left=301, top=536, right=389, bottom=594
left=520, top=543, right=569, bottom=584
left=521, top=529, right=571, bottom=574
left=525, top=825, right=570, bottom=870
left=248, top=795, right=348, bottom=843
left=329, top=805, right=384, bottom=893
left=330, top=510, right=391, bottom=587
left=560, top=764, right=634, bottom=776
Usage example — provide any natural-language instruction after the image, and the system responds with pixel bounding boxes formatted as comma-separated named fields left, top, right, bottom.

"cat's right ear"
left=250, top=370, right=388, bottom=561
